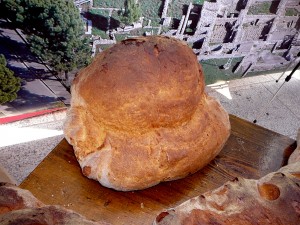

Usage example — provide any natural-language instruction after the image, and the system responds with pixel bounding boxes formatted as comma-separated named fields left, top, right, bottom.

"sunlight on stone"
left=0, top=126, right=63, bottom=147
left=293, top=70, right=300, bottom=80
left=207, top=81, right=232, bottom=100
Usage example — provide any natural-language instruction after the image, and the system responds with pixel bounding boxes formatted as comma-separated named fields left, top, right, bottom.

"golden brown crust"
left=64, top=36, right=230, bottom=191
left=72, top=36, right=203, bottom=133
left=95, top=95, right=229, bottom=190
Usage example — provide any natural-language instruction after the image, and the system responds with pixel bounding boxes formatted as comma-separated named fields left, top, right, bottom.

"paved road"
left=0, top=19, right=70, bottom=117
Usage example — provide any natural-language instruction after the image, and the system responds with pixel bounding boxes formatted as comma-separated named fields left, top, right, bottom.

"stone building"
left=166, top=0, right=300, bottom=75
left=78, top=0, right=300, bottom=75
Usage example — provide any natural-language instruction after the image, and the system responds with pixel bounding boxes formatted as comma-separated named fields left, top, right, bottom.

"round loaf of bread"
left=63, top=36, right=230, bottom=191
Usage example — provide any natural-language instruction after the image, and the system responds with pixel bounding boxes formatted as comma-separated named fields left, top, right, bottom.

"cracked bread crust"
left=0, top=205, right=108, bottom=225
left=64, top=36, right=230, bottom=191
left=0, top=183, right=109, bottom=225
left=154, top=161, right=300, bottom=225
left=0, top=183, right=44, bottom=215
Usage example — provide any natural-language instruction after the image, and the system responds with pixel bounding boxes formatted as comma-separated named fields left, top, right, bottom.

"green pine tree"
left=2, top=0, right=91, bottom=84
left=121, top=0, right=141, bottom=25
left=0, top=55, right=21, bottom=104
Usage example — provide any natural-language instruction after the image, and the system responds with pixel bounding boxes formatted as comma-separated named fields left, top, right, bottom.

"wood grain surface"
left=20, top=115, right=296, bottom=225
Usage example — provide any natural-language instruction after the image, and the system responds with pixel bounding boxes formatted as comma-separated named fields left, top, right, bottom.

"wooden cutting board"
left=20, top=115, right=296, bottom=225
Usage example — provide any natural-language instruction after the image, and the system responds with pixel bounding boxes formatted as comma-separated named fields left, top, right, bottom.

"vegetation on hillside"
left=121, top=0, right=141, bottom=25
left=248, top=1, right=278, bottom=15
left=93, top=0, right=208, bottom=28
left=285, top=8, right=299, bottom=16
left=2, top=0, right=91, bottom=83
left=200, top=57, right=244, bottom=84
left=0, top=55, right=21, bottom=104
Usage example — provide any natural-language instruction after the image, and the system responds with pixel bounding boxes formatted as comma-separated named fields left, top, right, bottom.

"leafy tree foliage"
left=0, top=55, right=21, bottom=104
left=121, top=0, right=141, bottom=25
left=2, top=0, right=91, bottom=81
